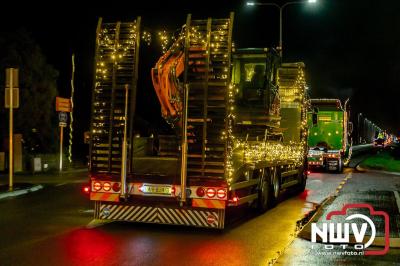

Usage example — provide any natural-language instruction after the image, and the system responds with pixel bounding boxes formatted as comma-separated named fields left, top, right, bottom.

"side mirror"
left=348, top=122, right=353, bottom=134
left=312, top=113, right=318, bottom=126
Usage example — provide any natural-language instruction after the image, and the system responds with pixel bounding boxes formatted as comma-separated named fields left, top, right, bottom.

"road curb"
left=297, top=195, right=336, bottom=240
left=356, top=165, right=400, bottom=176
left=0, top=184, right=44, bottom=200
left=297, top=192, right=400, bottom=249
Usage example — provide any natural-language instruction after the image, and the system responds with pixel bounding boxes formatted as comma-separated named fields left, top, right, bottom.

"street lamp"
left=357, top=113, right=363, bottom=144
left=246, top=0, right=317, bottom=58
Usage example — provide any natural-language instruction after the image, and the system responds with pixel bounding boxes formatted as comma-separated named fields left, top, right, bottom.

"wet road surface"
left=277, top=170, right=400, bottom=265
left=0, top=170, right=346, bottom=266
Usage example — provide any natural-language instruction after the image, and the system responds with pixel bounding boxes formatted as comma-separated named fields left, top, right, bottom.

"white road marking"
left=86, top=219, right=113, bottom=229
left=79, top=209, right=94, bottom=214
left=394, top=191, right=400, bottom=214
left=55, top=183, right=67, bottom=187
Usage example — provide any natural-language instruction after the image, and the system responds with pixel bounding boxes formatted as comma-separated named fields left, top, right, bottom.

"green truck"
left=307, top=99, right=353, bottom=172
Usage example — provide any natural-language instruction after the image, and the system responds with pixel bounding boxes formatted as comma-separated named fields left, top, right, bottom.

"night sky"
left=1, top=0, right=399, bottom=156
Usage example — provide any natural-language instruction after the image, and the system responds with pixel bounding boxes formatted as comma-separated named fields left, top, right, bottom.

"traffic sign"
left=5, top=88, right=19, bottom=108
left=59, top=122, right=67, bottom=127
left=5, top=68, right=18, bottom=88
left=56, top=97, right=71, bottom=112
left=58, top=112, right=68, bottom=123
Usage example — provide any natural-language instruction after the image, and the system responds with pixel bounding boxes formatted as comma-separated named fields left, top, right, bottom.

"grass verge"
left=360, top=146, right=400, bottom=172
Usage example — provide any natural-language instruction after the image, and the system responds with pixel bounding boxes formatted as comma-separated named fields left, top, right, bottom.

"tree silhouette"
left=0, top=28, right=59, bottom=153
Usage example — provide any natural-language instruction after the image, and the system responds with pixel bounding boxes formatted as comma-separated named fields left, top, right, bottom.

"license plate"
left=141, top=185, right=172, bottom=195
left=329, top=166, right=337, bottom=170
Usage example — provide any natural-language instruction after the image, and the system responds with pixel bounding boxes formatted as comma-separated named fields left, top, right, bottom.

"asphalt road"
left=0, top=149, right=399, bottom=265
left=277, top=170, right=400, bottom=265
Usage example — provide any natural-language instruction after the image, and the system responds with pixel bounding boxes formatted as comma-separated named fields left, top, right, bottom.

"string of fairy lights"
left=224, top=64, right=308, bottom=185
left=95, top=24, right=180, bottom=82
left=92, top=22, right=184, bottom=135
left=91, top=18, right=309, bottom=186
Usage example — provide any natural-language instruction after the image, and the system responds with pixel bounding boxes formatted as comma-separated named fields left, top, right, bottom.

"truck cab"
left=307, top=99, right=352, bottom=172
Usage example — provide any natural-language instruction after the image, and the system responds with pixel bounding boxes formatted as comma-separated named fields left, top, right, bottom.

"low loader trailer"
left=88, top=13, right=308, bottom=229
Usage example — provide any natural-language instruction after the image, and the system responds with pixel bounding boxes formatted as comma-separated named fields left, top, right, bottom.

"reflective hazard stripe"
left=96, top=203, right=225, bottom=229
left=192, top=198, right=225, bottom=209
left=90, top=192, right=119, bottom=202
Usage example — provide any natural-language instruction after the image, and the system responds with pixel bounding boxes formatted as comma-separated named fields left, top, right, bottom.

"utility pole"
left=68, top=54, right=75, bottom=163
left=5, top=68, right=19, bottom=191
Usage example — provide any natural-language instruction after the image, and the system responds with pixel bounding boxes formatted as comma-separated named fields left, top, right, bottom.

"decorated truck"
left=87, top=13, right=308, bottom=229
left=307, top=99, right=353, bottom=172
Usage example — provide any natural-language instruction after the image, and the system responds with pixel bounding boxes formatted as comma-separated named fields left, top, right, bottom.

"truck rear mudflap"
left=94, top=201, right=225, bottom=229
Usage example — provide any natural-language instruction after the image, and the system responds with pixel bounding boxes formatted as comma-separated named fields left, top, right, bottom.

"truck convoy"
left=88, top=13, right=308, bottom=229
left=373, top=131, right=386, bottom=147
left=307, top=99, right=352, bottom=172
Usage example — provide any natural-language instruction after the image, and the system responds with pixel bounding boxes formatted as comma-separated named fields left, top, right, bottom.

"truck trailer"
left=88, top=13, right=308, bottom=229
left=307, top=99, right=353, bottom=172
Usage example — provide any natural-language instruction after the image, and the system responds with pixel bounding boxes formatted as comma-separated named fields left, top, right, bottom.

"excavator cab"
left=231, top=48, right=281, bottom=138
left=240, top=63, right=266, bottom=106
left=232, top=50, right=268, bottom=107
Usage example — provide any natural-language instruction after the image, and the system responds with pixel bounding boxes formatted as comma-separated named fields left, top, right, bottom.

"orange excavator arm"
left=151, top=44, right=185, bottom=127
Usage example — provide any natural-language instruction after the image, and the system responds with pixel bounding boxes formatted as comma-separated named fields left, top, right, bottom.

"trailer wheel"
left=257, top=168, right=271, bottom=213
left=271, top=167, right=280, bottom=205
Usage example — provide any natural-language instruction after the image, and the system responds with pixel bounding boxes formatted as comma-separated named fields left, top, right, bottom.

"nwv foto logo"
left=311, top=203, right=390, bottom=256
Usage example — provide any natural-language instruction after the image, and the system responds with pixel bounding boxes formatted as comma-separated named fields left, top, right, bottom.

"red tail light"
left=171, top=186, right=176, bottom=195
left=196, top=187, right=205, bottom=197
left=112, top=182, right=121, bottom=192
left=233, top=196, right=239, bottom=203
left=206, top=188, right=216, bottom=198
left=93, top=182, right=102, bottom=191
left=307, top=170, right=311, bottom=175
left=217, top=189, right=226, bottom=199
left=103, top=182, right=111, bottom=191
left=82, top=186, right=90, bottom=194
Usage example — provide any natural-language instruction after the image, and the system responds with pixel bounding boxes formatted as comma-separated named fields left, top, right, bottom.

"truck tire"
left=257, top=168, right=271, bottom=213
left=270, top=167, right=280, bottom=206
left=337, top=159, right=344, bottom=173
left=297, top=157, right=308, bottom=191
left=297, top=167, right=307, bottom=192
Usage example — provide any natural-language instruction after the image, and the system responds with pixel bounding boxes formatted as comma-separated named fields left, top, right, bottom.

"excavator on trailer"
left=88, top=13, right=309, bottom=229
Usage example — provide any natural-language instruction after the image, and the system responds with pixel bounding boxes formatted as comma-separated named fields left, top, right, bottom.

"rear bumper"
left=94, top=201, right=225, bottom=229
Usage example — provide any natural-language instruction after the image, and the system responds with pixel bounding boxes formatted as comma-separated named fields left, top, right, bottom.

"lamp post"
left=246, top=0, right=316, bottom=58
left=357, top=113, right=362, bottom=144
